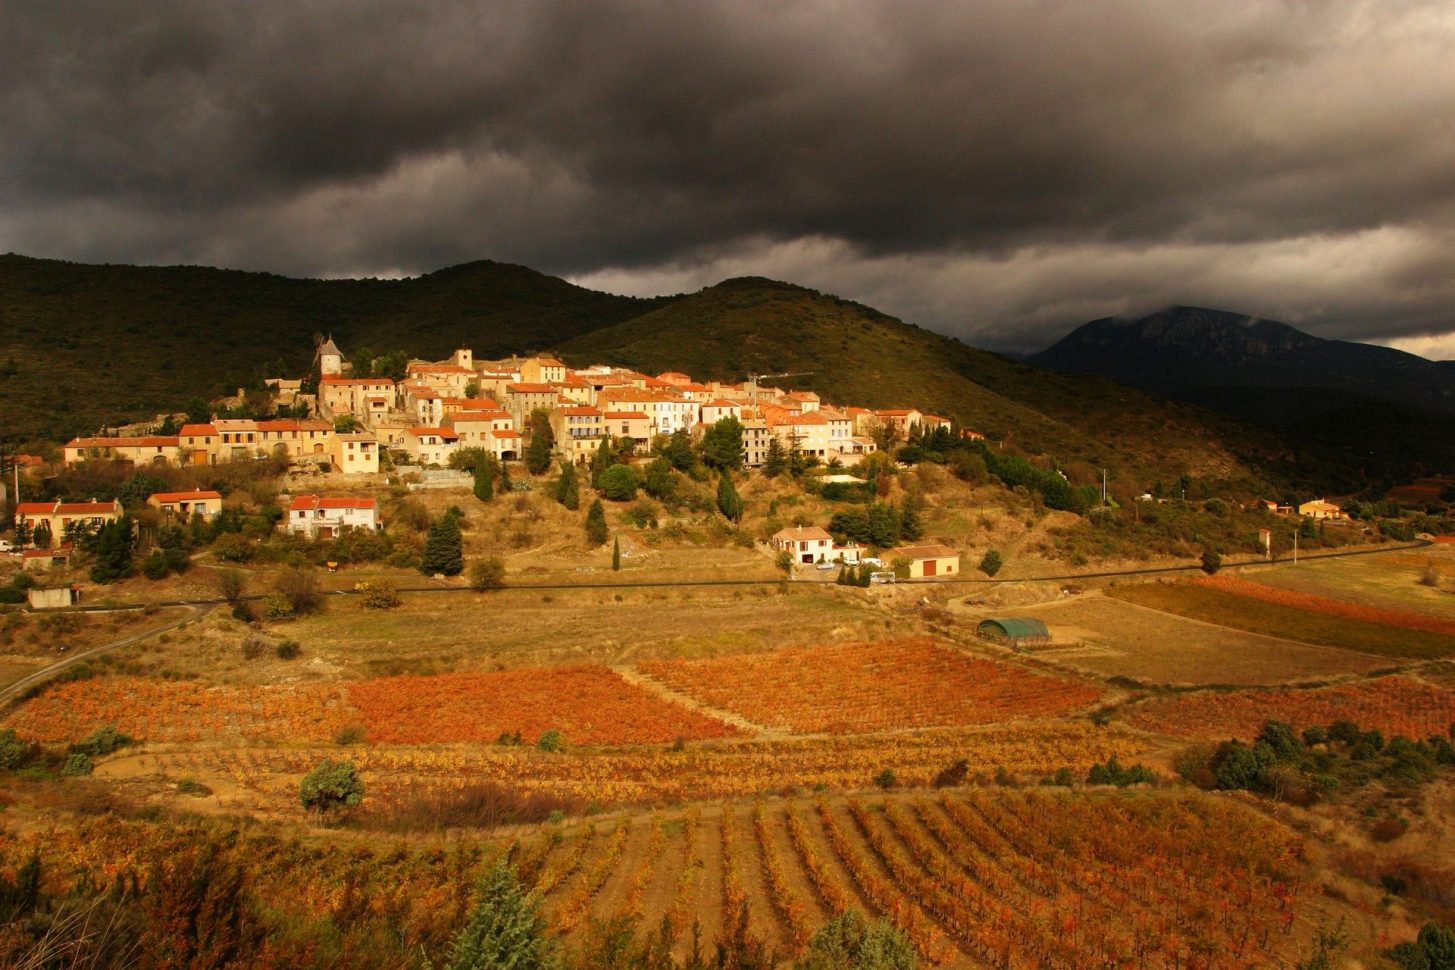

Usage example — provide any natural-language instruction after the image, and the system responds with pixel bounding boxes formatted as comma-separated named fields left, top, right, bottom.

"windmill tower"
left=313, top=333, right=345, bottom=377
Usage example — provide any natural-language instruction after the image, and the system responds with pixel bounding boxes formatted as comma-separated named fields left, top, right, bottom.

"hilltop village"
left=58, top=340, right=965, bottom=478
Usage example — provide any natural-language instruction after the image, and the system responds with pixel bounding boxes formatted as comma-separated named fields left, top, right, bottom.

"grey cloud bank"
left=2, top=1, right=1452, bottom=353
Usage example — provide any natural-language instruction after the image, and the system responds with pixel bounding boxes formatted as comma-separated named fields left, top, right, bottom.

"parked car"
left=815, top=560, right=837, bottom=571
left=0, top=540, right=15, bottom=554
left=869, top=571, right=897, bottom=584
left=860, top=557, right=883, bottom=567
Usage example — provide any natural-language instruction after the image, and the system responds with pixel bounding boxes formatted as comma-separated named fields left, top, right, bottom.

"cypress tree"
left=525, top=431, right=552, bottom=476
left=499, top=459, right=513, bottom=494
left=421, top=515, right=464, bottom=576
left=13, top=518, right=33, bottom=548
left=585, top=500, right=608, bottom=547
left=445, top=860, right=553, bottom=970
left=473, top=456, right=495, bottom=503
left=900, top=494, right=924, bottom=541
left=612, top=536, right=621, bottom=571
left=717, top=472, right=743, bottom=522
left=555, top=462, right=579, bottom=510
left=590, top=437, right=614, bottom=486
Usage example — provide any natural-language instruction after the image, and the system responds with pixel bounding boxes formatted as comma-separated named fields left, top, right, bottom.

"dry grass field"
left=1019, top=593, right=1395, bottom=686
left=1240, top=546, right=1455, bottom=619
left=1104, top=579, right=1455, bottom=660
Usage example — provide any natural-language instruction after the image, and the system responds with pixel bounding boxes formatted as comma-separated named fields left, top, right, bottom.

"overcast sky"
left=2, top=1, right=1453, bottom=354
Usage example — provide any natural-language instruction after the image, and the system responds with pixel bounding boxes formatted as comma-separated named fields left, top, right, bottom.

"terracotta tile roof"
left=559, top=407, right=604, bottom=416
left=409, top=427, right=458, bottom=439
left=603, top=410, right=648, bottom=420
left=179, top=424, right=218, bottom=436
left=703, top=399, right=742, bottom=408
left=507, top=382, right=556, bottom=393
left=321, top=377, right=395, bottom=386
left=656, top=371, right=692, bottom=381
left=148, top=490, right=222, bottom=503
left=451, top=410, right=513, bottom=423
left=773, top=526, right=833, bottom=542
left=18, top=499, right=121, bottom=516
left=289, top=495, right=378, bottom=511
left=65, top=436, right=179, bottom=448
left=491, top=429, right=523, bottom=439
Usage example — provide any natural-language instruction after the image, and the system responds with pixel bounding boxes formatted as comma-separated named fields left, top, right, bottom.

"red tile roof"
left=65, top=436, right=179, bottom=448
left=603, top=410, right=648, bottom=419
left=288, top=495, right=377, bottom=512
left=179, top=424, right=218, bottom=436
left=18, top=500, right=121, bottom=516
left=148, top=490, right=222, bottom=503
left=507, top=382, right=556, bottom=393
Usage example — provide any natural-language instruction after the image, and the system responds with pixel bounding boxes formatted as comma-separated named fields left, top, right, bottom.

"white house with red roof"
left=285, top=495, right=380, bottom=539
left=16, top=499, right=123, bottom=547
left=403, top=426, right=460, bottom=466
left=146, top=490, right=223, bottom=519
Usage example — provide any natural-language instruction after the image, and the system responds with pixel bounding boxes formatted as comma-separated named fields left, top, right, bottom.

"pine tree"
left=701, top=416, right=745, bottom=471
left=717, top=472, right=743, bottom=522
left=31, top=521, right=51, bottom=550
left=445, top=860, right=553, bottom=970
left=88, top=517, right=134, bottom=583
left=12, top=518, right=32, bottom=549
left=899, top=494, right=924, bottom=541
left=585, top=500, right=608, bottom=547
left=611, top=536, right=621, bottom=571
left=421, top=516, right=464, bottom=576
left=555, top=462, right=579, bottom=510
left=763, top=437, right=786, bottom=478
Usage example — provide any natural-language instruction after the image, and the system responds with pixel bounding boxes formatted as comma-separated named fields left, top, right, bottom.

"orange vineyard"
left=1, top=790, right=1309, bottom=967
left=2, top=676, right=355, bottom=743
left=347, top=667, right=741, bottom=745
left=638, top=638, right=1101, bottom=734
left=1195, top=574, right=1455, bottom=635
left=1126, top=676, right=1455, bottom=740
left=123, top=723, right=1148, bottom=814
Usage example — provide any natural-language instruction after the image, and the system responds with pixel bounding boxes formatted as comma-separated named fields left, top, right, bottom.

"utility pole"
left=1101, top=469, right=1107, bottom=505
left=1293, top=528, right=1298, bottom=564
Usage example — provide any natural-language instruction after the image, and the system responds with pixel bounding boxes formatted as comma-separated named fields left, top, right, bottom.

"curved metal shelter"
left=976, top=617, right=1051, bottom=643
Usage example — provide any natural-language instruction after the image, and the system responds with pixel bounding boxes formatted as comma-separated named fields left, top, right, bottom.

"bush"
left=69, top=725, right=131, bottom=758
left=469, top=558, right=506, bottom=591
left=261, top=593, right=295, bottom=620
left=61, top=752, right=94, bottom=776
left=597, top=464, right=640, bottom=501
left=799, top=911, right=916, bottom=970
left=445, top=860, right=553, bottom=970
left=873, top=769, right=897, bottom=789
left=141, top=549, right=171, bottom=580
left=1087, top=755, right=1156, bottom=787
left=0, top=729, right=32, bottom=770
left=536, top=729, right=565, bottom=753
left=231, top=602, right=256, bottom=622
left=361, top=582, right=402, bottom=609
left=217, top=568, right=246, bottom=603
left=1200, top=548, right=1222, bottom=574
left=299, top=758, right=365, bottom=818
left=275, top=639, right=301, bottom=660
left=979, top=550, right=1003, bottom=577
left=273, top=567, right=322, bottom=615
left=933, top=759, right=969, bottom=788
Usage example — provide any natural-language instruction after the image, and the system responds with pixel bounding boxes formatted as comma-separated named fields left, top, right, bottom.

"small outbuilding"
left=976, top=617, right=1051, bottom=647
left=883, top=543, right=960, bottom=578
left=27, top=585, right=80, bottom=610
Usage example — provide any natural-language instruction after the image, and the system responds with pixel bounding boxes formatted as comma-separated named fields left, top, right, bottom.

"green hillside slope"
left=0, top=255, right=659, bottom=443
left=557, top=277, right=1277, bottom=491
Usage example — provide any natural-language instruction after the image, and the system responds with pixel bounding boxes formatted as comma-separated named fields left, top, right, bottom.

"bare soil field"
left=1018, top=593, right=1396, bottom=686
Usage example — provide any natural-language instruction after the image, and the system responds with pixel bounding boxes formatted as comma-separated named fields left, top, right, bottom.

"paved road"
left=19, top=539, right=1434, bottom=614
left=0, top=604, right=212, bottom=707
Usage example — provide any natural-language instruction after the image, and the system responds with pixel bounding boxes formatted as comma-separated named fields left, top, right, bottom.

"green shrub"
left=276, top=639, right=301, bottom=660
left=536, top=729, right=565, bottom=753
left=69, top=725, right=131, bottom=758
left=0, top=729, right=32, bottom=770
left=299, top=758, right=365, bottom=817
left=61, top=752, right=94, bottom=776
left=361, top=582, right=402, bottom=609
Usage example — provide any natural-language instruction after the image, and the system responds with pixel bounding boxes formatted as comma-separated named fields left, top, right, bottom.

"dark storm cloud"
left=2, top=1, right=1453, bottom=351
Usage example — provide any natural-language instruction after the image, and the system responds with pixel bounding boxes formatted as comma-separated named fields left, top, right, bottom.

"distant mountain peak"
left=1029, top=305, right=1455, bottom=415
